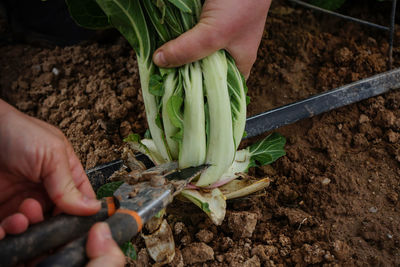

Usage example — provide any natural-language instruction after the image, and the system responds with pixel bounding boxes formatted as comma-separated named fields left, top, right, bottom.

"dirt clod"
left=195, top=229, right=214, bottom=243
left=227, top=211, right=258, bottom=239
left=181, top=242, right=214, bottom=264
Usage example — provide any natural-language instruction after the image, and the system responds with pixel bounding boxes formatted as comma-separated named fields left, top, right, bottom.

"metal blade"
left=244, top=68, right=400, bottom=139
left=113, top=164, right=208, bottom=199
left=112, top=164, right=208, bottom=224
left=165, top=164, right=208, bottom=181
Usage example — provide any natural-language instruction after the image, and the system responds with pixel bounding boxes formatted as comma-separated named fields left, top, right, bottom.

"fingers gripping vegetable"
left=66, top=0, right=286, bottom=224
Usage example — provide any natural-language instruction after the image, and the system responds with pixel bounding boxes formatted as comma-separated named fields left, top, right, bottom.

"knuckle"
left=199, top=22, right=226, bottom=50
left=166, top=44, right=187, bottom=65
left=48, top=140, right=66, bottom=156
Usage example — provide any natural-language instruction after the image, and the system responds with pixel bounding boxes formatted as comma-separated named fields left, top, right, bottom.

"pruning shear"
left=0, top=162, right=208, bottom=267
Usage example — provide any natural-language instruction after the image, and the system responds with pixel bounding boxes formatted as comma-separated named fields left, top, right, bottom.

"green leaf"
left=163, top=3, right=184, bottom=37
left=155, top=114, right=163, bottom=130
left=154, top=209, right=165, bottom=218
left=201, top=202, right=211, bottom=213
left=65, top=0, right=111, bottom=29
left=96, top=181, right=124, bottom=199
left=166, top=95, right=184, bottom=143
left=123, top=133, right=141, bottom=143
left=144, top=129, right=152, bottom=139
left=310, top=0, right=346, bottom=10
left=121, top=241, right=137, bottom=260
left=95, top=0, right=153, bottom=60
left=166, top=95, right=184, bottom=128
left=149, top=74, right=164, bottom=96
left=167, top=0, right=193, bottom=13
left=249, top=133, right=286, bottom=167
left=142, top=0, right=171, bottom=43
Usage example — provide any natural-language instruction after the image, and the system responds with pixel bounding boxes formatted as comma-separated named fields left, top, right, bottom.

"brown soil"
left=1, top=0, right=400, bottom=266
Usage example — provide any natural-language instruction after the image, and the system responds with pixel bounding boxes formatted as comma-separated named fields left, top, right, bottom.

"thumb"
left=42, top=147, right=100, bottom=216
left=153, top=21, right=225, bottom=67
left=86, top=223, right=125, bottom=267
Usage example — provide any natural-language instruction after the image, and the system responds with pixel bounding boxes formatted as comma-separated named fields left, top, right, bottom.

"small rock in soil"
left=369, top=207, right=378, bottom=213
left=196, top=229, right=214, bottom=243
left=243, top=255, right=261, bottom=267
left=251, top=245, right=270, bottom=262
left=169, top=248, right=184, bottom=267
left=216, top=254, right=224, bottom=263
left=181, top=242, right=214, bottom=265
left=334, top=47, right=353, bottom=65
left=374, top=110, right=396, bottom=128
left=277, top=207, right=314, bottom=227
left=303, top=243, right=325, bottom=264
left=321, top=177, right=331, bottom=185
left=219, top=236, right=234, bottom=251
left=173, top=222, right=186, bottom=235
left=386, top=130, right=399, bottom=143
left=119, top=121, right=132, bottom=137
left=180, top=235, right=191, bottom=246
left=279, top=234, right=291, bottom=247
left=359, top=114, right=370, bottom=124
left=331, top=240, right=350, bottom=260
left=227, top=211, right=258, bottom=238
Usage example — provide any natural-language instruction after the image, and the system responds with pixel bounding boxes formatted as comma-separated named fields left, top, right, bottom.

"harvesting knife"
left=0, top=163, right=208, bottom=267
left=244, top=68, right=400, bottom=138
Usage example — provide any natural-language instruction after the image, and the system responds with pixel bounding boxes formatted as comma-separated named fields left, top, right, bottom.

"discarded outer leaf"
left=145, top=209, right=166, bottom=233
left=220, top=177, right=271, bottom=200
left=122, top=147, right=146, bottom=171
left=181, top=188, right=226, bottom=225
left=142, top=219, right=175, bottom=265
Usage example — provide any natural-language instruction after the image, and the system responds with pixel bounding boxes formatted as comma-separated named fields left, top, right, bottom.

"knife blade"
left=245, top=68, right=400, bottom=138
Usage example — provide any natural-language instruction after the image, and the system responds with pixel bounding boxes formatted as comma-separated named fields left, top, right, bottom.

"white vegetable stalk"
left=138, top=60, right=171, bottom=163
left=196, top=51, right=236, bottom=187
left=179, top=62, right=206, bottom=168
left=162, top=71, right=180, bottom=160
left=227, top=56, right=248, bottom=149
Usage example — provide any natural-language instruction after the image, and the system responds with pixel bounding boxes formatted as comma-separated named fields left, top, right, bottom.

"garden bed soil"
left=1, top=0, right=400, bottom=266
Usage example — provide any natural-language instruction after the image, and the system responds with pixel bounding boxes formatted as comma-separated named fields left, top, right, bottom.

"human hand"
left=0, top=99, right=100, bottom=239
left=153, top=0, right=271, bottom=78
left=86, top=223, right=125, bottom=267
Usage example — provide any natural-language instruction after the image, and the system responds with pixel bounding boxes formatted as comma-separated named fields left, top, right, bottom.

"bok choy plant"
left=66, top=0, right=286, bottom=224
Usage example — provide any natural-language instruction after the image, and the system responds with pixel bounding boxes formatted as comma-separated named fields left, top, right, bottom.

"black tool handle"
left=0, top=200, right=112, bottom=267
left=37, top=210, right=142, bottom=267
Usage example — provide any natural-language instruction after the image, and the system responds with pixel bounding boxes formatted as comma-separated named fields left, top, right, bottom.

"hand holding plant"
left=153, top=0, right=272, bottom=78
